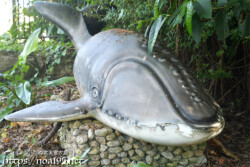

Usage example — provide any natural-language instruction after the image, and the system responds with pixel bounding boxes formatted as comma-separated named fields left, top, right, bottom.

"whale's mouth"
left=95, top=107, right=225, bottom=145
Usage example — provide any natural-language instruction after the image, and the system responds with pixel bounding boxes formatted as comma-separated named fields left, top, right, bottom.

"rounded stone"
left=173, top=155, right=182, bottom=161
left=151, top=162, right=160, bottom=167
left=182, top=146, right=191, bottom=151
left=123, top=143, right=133, bottom=151
left=179, top=159, right=188, bottom=166
left=108, top=154, right=117, bottom=159
left=79, top=124, right=89, bottom=130
left=88, top=147, right=100, bottom=155
left=107, top=140, right=120, bottom=147
left=128, top=137, right=134, bottom=143
left=100, top=145, right=108, bottom=152
left=154, top=154, right=160, bottom=160
left=182, top=151, right=194, bottom=158
left=146, top=149, right=157, bottom=156
left=191, top=145, right=197, bottom=151
left=146, top=155, right=153, bottom=165
left=188, top=157, right=198, bottom=163
left=73, top=121, right=81, bottom=129
left=76, top=135, right=88, bottom=144
left=121, top=157, right=130, bottom=164
left=195, top=150, right=204, bottom=157
left=128, top=150, right=135, bottom=157
left=157, top=146, right=166, bottom=152
left=115, top=130, right=121, bottom=136
left=135, top=149, right=145, bottom=158
left=106, top=133, right=117, bottom=140
left=117, top=152, right=127, bottom=158
left=101, top=159, right=110, bottom=165
left=118, top=136, right=126, bottom=145
left=88, top=129, right=94, bottom=139
left=115, top=164, right=126, bottom=167
left=88, top=160, right=100, bottom=166
left=90, top=141, right=99, bottom=147
left=78, top=144, right=89, bottom=150
left=173, top=147, right=183, bottom=155
left=131, top=155, right=141, bottom=161
left=161, top=151, right=174, bottom=160
left=112, top=158, right=120, bottom=165
left=108, top=147, right=123, bottom=154
left=159, top=157, right=167, bottom=164
left=100, top=152, right=108, bottom=158
left=133, top=142, right=142, bottom=149
left=76, top=149, right=83, bottom=155
left=91, top=155, right=100, bottom=161
left=95, top=128, right=109, bottom=137
left=96, top=137, right=106, bottom=145
left=73, top=129, right=80, bottom=136
left=167, top=146, right=176, bottom=151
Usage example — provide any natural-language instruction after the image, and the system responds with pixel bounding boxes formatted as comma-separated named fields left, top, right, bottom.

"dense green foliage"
left=0, top=28, right=41, bottom=121
left=0, top=29, right=75, bottom=122
left=100, top=0, right=249, bottom=106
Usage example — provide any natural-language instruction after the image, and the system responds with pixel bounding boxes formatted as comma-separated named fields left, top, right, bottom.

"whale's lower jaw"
left=93, top=109, right=224, bottom=146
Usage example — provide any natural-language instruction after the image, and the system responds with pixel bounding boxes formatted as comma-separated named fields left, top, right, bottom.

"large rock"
left=0, top=51, right=73, bottom=81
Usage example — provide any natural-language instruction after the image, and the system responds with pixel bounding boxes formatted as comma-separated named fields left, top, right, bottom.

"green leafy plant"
left=133, top=163, right=151, bottom=167
left=40, top=77, right=75, bottom=87
left=0, top=28, right=41, bottom=122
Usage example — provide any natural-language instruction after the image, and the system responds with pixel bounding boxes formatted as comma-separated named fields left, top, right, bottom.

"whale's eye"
left=92, top=87, right=99, bottom=98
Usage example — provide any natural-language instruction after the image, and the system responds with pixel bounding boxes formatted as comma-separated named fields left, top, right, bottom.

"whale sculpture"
left=4, top=2, right=224, bottom=145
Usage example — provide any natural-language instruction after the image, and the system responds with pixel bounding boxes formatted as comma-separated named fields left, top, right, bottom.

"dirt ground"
left=0, top=83, right=250, bottom=167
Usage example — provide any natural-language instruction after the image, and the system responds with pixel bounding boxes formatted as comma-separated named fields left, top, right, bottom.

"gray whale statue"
left=5, top=1, right=224, bottom=145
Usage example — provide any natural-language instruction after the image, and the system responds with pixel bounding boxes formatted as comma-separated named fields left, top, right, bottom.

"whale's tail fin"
left=34, top=1, right=91, bottom=51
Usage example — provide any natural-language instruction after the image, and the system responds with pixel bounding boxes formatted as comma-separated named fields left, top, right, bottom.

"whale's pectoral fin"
left=34, top=1, right=91, bottom=50
left=4, top=96, right=93, bottom=122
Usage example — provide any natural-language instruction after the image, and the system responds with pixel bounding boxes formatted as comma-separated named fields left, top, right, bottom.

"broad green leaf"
left=239, top=0, right=247, bottom=10
left=137, top=20, right=143, bottom=30
left=47, top=24, right=55, bottom=37
left=57, top=28, right=64, bottom=34
left=154, top=0, right=160, bottom=18
left=133, top=163, right=151, bottom=167
left=167, top=0, right=186, bottom=25
left=171, top=1, right=187, bottom=28
left=0, top=107, right=14, bottom=122
left=192, top=13, right=202, bottom=43
left=194, top=0, right=212, bottom=19
left=15, top=81, right=32, bottom=105
left=168, top=0, right=178, bottom=14
left=144, top=24, right=151, bottom=37
left=41, top=77, right=75, bottom=87
left=118, top=9, right=124, bottom=20
left=215, top=9, right=229, bottom=41
left=148, top=15, right=167, bottom=55
left=19, top=28, right=41, bottom=60
left=232, top=4, right=242, bottom=18
left=185, top=1, right=193, bottom=36
left=238, top=16, right=250, bottom=37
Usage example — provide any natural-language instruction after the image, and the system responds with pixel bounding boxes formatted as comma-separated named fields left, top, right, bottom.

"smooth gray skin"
left=5, top=2, right=224, bottom=145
